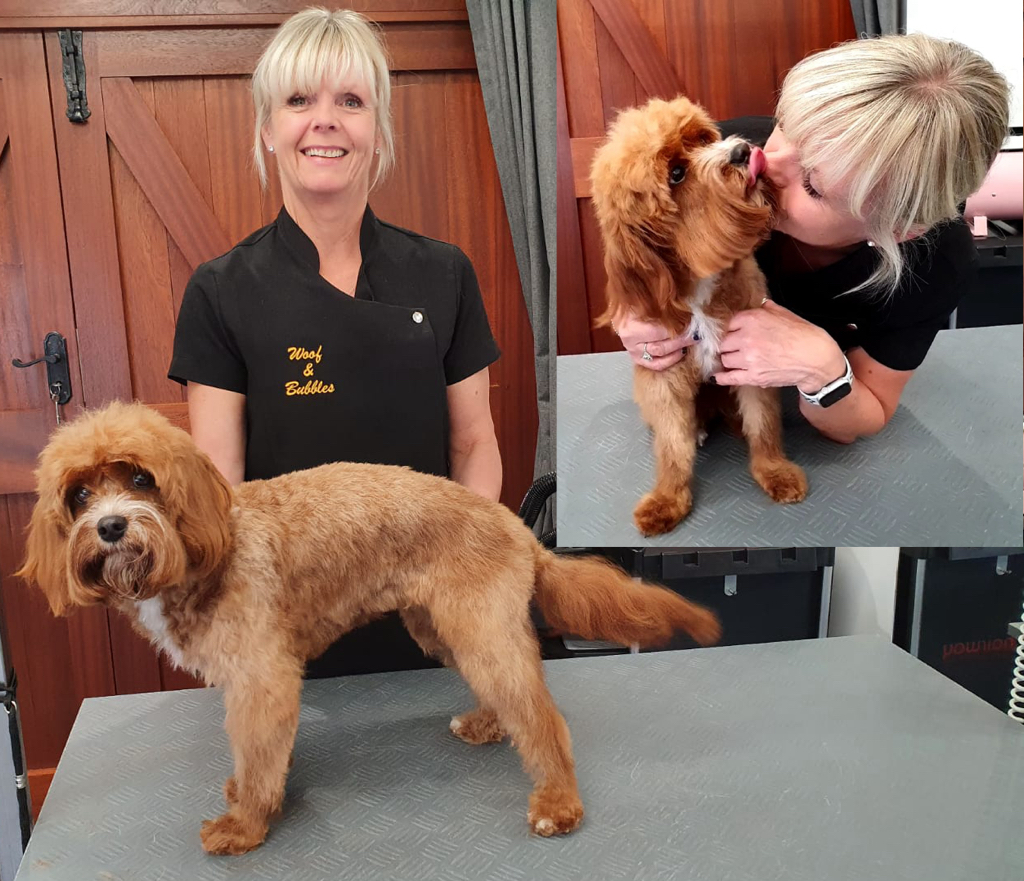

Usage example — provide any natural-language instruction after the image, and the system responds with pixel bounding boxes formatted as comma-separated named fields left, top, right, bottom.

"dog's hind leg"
left=200, top=669, right=302, bottom=856
left=633, top=367, right=700, bottom=536
left=429, top=593, right=583, bottom=836
left=733, top=385, right=808, bottom=503
left=401, top=606, right=506, bottom=745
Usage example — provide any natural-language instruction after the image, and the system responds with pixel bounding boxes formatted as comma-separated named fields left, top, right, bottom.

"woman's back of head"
left=776, top=33, right=1010, bottom=294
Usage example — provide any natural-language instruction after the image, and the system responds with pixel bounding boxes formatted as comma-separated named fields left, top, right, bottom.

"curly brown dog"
left=18, top=401, right=721, bottom=855
left=591, top=96, right=808, bottom=536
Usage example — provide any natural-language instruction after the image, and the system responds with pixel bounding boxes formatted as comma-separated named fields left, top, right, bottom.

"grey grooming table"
left=15, top=636, right=1024, bottom=880
left=558, top=325, right=1023, bottom=545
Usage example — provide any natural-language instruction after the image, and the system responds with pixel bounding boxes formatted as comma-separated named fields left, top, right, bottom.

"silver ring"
left=642, top=343, right=653, bottom=362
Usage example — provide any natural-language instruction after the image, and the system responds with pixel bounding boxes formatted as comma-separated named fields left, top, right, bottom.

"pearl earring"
left=375, top=148, right=380, bottom=154
left=267, top=145, right=274, bottom=153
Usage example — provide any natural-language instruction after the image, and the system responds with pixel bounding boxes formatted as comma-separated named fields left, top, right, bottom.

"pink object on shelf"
left=963, top=150, right=1024, bottom=237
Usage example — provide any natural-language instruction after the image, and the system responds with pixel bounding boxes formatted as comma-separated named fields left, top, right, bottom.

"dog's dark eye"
left=669, top=163, right=687, bottom=186
left=71, top=486, right=90, bottom=506
left=132, top=470, right=155, bottom=489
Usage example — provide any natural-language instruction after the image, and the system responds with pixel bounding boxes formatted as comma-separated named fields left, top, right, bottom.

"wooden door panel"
left=109, top=142, right=182, bottom=405
left=0, top=33, right=86, bottom=492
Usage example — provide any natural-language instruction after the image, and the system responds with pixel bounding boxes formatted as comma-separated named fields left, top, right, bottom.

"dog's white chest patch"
left=689, top=276, right=724, bottom=379
left=135, top=597, right=186, bottom=669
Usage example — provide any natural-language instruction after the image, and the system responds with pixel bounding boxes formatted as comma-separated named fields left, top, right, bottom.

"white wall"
left=906, top=0, right=1024, bottom=147
left=828, top=547, right=900, bottom=637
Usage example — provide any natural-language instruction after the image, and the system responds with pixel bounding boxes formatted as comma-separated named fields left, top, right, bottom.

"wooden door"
left=0, top=3, right=536, bottom=811
left=0, top=29, right=118, bottom=810
left=556, top=0, right=858, bottom=355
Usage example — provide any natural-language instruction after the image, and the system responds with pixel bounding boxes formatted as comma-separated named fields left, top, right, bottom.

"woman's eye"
left=802, top=176, right=823, bottom=200
left=286, top=94, right=308, bottom=107
left=132, top=471, right=155, bottom=489
left=669, top=164, right=687, bottom=186
left=72, top=486, right=90, bottom=506
left=342, top=95, right=363, bottom=109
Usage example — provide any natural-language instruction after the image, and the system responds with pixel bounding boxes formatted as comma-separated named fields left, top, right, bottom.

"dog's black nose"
left=97, top=515, right=128, bottom=544
left=728, top=142, right=751, bottom=165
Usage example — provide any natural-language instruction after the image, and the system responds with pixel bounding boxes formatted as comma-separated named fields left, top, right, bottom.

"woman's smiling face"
left=263, top=76, right=379, bottom=202
left=762, top=125, right=873, bottom=249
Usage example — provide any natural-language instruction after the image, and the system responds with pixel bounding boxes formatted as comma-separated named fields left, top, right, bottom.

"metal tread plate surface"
left=15, top=636, right=1024, bottom=881
left=557, top=325, right=1023, bottom=546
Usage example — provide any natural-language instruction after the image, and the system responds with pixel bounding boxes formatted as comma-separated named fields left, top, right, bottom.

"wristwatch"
left=799, top=355, right=854, bottom=408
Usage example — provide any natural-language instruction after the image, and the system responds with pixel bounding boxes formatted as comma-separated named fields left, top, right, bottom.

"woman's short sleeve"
left=168, top=263, right=247, bottom=393
left=442, top=248, right=502, bottom=385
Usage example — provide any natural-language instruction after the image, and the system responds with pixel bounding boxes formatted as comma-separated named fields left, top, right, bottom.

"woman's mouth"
left=301, top=147, right=349, bottom=159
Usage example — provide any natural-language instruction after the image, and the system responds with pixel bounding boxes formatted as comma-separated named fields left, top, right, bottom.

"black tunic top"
left=168, top=206, right=500, bottom=677
left=169, top=206, right=500, bottom=479
left=719, top=116, right=977, bottom=371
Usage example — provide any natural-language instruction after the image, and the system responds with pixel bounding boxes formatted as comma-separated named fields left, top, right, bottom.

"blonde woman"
left=169, top=8, right=502, bottom=676
left=614, top=34, right=1010, bottom=443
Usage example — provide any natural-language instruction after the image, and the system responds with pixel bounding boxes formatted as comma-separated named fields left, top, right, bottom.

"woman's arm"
left=797, top=347, right=913, bottom=444
left=187, top=383, right=247, bottom=485
left=714, top=300, right=911, bottom=442
left=446, top=367, right=502, bottom=501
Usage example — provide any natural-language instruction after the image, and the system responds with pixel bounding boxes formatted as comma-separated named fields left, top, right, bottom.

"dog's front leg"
left=200, top=674, right=302, bottom=856
left=633, top=366, right=699, bottom=536
left=732, top=385, right=808, bottom=504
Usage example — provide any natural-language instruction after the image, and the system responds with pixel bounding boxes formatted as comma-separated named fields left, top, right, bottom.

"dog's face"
left=17, top=403, right=233, bottom=616
left=591, top=96, right=778, bottom=329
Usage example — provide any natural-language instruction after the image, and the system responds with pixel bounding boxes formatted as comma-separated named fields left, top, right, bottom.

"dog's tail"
left=533, top=550, right=721, bottom=648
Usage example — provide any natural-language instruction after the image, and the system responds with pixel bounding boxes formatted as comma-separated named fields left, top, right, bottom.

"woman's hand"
left=613, top=309, right=697, bottom=371
left=713, top=299, right=846, bottom=391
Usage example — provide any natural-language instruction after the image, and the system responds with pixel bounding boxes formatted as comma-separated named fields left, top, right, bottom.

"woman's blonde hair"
left=251, top=7, right=394, bottom=190
left=776, top=33, right=1010, bottom=295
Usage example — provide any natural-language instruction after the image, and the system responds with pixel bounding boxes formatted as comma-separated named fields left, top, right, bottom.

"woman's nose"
left=312, top=114, right=338, bottom=131
left=763, top=148, right=794, bottom=186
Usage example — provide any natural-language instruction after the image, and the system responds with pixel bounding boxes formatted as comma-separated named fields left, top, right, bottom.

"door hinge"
left=57, top=29, right=91, bottom=123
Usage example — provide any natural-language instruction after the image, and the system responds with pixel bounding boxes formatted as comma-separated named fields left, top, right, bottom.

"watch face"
left=819, top=381, right=853, bottom=408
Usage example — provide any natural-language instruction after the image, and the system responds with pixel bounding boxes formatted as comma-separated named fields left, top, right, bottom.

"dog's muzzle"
left=97, top=515, right=128, bottom=544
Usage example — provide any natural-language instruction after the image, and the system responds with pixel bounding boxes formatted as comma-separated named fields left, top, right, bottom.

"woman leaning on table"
left=613, top=34, right=1010, bottom=444
left=169, top=8, right=502, bottom=676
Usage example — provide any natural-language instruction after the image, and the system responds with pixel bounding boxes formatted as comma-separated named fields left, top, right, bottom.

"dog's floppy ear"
left=597, top=238, right=692, bottom=336
left=17, top=470, right=75, bottom=617
left=159, top=442, right=234, bottom=581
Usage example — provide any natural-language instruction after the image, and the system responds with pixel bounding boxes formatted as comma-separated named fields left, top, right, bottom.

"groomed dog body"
left=19, top=402, right=721, bottom=854
left=591, top=96, right=808, bottom=536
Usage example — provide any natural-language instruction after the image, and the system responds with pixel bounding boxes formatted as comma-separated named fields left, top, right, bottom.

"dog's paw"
left=753, top=460, right=808, bottom=504
left=634, top=490, right=691, bottom=536
left=696, top=428, right=708, bottom=448
left=200, top=813, right=267, bottom=856
left=450, top=709, right=505, bottom=745
left=528, top=786, right=584, bottom=836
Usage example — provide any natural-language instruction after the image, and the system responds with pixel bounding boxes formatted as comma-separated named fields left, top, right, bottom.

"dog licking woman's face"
left=591, top=96, right=778, bottom=298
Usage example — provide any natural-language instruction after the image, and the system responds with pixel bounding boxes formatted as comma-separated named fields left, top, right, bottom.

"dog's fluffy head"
left=591, top=96, right=778, bottom=332
left=17, top=402, right=233, bottom=616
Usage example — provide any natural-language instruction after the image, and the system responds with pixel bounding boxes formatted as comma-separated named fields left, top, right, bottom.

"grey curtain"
left=466, top=0, right=557, bottom=492
left=850, top=0, right=905, bottom=36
